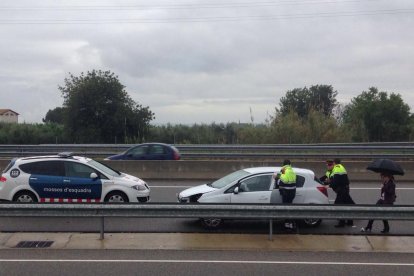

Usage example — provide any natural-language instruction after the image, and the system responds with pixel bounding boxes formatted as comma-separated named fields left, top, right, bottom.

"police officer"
left=330, top=158, right=355, bottom=227
left=320, top=159, right=334, bottom=185
left=274, top=159, right=297, bottom=230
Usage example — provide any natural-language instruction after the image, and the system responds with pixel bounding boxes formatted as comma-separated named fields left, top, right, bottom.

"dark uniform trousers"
left=280, top=188, right=296, bottom=229
left=334, top=185, right=355, bottom=225
left=280, top=188, right=296, bottom=203
left=334, top=186, right=355, bottom=204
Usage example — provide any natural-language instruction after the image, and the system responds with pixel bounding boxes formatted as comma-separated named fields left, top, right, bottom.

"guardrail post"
left=269, top=219, right=273, bottom=241
left=100, top=217, right=105, bottom=240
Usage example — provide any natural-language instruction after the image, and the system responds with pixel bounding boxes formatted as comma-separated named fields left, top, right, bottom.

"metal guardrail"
left=1, top=203, right=414, bottom=240
left=0, top=143, right=414, bottom=159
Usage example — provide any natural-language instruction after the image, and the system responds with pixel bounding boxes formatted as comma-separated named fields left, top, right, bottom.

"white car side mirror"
left=233, top=187, right=239, bottom=194
left=90, top=172, right=99, bottom=179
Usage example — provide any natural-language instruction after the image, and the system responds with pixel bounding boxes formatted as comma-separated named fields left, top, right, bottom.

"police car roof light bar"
left=57, top=152, right=75, bottom=158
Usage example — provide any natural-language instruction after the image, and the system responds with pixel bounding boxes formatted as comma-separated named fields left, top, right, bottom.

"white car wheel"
left=104, top=192, right=129, bottom=203
left=201, top=218, right=223, bottom=228
left=302, top=218, right=322, bottom=227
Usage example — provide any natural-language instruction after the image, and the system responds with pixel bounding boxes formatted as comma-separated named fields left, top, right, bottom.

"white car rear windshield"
left=210, top=169, right=250, bottom=189
left=2, top=158, right=16, bottom=173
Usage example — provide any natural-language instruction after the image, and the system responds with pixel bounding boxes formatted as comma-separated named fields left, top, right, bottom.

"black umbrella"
left=366, top=159, right=404, bottom=176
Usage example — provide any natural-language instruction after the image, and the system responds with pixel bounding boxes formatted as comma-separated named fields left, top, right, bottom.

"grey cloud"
left=0, top=0, right=413, bottom=124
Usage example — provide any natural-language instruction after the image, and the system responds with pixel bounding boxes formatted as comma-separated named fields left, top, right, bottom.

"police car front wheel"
left=13, top=191, right=38, bottom=203
left=104, top=191, right=129, bottom=203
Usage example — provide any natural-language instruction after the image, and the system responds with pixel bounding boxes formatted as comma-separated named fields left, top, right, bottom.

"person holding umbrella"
left=361, top=159, right=403, bottom=233
left=361, top=172, right=396, bottom=233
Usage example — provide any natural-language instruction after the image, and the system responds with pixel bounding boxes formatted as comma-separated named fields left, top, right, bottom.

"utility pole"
left=124, top=117, right=127, bottom=143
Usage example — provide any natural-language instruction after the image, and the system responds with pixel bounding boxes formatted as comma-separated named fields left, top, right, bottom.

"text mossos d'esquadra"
left=43, top=187, right=92, bottom=193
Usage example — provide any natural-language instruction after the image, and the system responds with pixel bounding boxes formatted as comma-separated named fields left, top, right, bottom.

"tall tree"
left=43, top=107, right=66, bottom=124
left=59, top=70, right=154, bottom=143
left=278, top=85, right=338, bottom=118
left=410, top=114, right=414, bottom=141
left=308, top=85, right=338, bottom=116
left=342, top=87, right=411, bottom=142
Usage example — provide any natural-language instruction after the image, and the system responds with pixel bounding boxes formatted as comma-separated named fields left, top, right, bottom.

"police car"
left=0, top=153, right=150, bottom=203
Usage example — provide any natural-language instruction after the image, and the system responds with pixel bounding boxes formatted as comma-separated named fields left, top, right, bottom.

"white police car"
left=0, top=153, right=150, bottom=203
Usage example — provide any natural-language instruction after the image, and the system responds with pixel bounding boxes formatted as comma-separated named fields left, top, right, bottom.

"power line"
left=0, top=8, right=412, bottom=24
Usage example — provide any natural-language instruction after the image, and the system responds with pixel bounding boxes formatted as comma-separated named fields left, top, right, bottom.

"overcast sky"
left=1, top=0, right=413, bottom=125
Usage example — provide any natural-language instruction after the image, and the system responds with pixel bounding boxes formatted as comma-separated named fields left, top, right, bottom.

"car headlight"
left=178, top=194, right=189, bottom=203
left=131, top=185, right=147, bottom=191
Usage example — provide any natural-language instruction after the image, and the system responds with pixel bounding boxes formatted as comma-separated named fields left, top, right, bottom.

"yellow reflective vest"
left=331, top=164, right=347, bottom=176
left=279, top=165, right=297, bottom=189
left=330, top=164, right=350, bottom=190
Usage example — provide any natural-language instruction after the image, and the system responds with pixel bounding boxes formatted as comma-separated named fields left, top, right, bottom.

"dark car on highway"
left=105, top=143, right=181, bottom=161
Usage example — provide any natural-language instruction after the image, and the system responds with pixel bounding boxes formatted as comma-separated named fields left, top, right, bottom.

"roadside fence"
left=1, top=203, right=414, bottom=240
left=0, top=143, right=414, bottom=160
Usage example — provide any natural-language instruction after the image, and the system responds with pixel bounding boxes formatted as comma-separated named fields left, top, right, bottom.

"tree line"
left=1, top=70, right=413, bottom=144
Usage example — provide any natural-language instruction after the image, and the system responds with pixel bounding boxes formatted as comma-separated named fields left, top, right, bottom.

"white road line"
left=0, top=259, right=414, bottom=266
left=150, top=186, right=414, bottom=190
left=151, top=186, right=192, bottom=188
left=351, top=188, right=414, bottom=190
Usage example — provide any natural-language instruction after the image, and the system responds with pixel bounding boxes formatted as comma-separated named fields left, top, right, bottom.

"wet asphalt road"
left=1, top=180, right=413, bottom=235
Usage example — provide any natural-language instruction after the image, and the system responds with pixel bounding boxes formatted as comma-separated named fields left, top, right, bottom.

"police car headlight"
left=131, top=185, right=147, bottom=191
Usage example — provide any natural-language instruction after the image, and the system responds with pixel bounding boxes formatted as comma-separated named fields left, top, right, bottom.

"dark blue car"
left=105, top=143, right=181, bottom=161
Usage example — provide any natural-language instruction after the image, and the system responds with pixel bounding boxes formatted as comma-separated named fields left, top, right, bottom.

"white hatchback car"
left=178, top=167, right=329, bottom=228
left=0, top=153, right=150, bottom=203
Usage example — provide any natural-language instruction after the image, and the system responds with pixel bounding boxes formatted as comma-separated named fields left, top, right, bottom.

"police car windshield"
left=87, top=160, right=121, bottom=177
left=210, top=169, right=250, bottom=189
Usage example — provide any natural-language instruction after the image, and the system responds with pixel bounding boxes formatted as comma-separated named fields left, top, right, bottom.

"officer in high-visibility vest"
left=274, top=159, right=297, bottom=230
left=329, top=158, right=355, bottom=227
left=320, top=159, right=334, bottom=185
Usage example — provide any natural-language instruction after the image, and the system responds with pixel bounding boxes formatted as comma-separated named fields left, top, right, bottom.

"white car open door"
left=230, top=174, right=273, bottom=204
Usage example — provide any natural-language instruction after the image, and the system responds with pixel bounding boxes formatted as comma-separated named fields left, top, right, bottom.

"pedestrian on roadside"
left=274, top=159, right=297, bottom=230
left=330, top=158, right=355, bottom=227
left=361, top=172, right=396, bottom=233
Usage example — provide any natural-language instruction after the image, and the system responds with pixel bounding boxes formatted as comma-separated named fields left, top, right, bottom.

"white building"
left=0, top=109, right=19, bottom=123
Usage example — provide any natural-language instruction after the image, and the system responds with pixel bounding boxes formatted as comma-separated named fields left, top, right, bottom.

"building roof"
left=0, top=109, right=19, bottom=115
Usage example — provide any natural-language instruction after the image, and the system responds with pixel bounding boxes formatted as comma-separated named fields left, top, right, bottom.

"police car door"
left=63, top=161, right=102, bottom=202
left=230, top=174, right=273, bottom=203
left=25, top=161, right=65, bottom=202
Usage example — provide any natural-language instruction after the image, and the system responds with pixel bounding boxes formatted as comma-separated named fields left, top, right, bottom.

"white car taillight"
left=317, top=186, right=328, bottom=197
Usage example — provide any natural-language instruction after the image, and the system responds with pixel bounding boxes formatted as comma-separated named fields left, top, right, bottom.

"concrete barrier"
left=1, top=159, right=413, bottom=182
left=102, top=160, right=414, bottom=182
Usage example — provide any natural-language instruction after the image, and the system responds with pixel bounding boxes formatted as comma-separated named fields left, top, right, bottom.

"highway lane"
left=0, top=180, right=413, bottom=235
left=1, top=250, right=414, bottom=276
left=148, top=179, right=414, bottom=204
